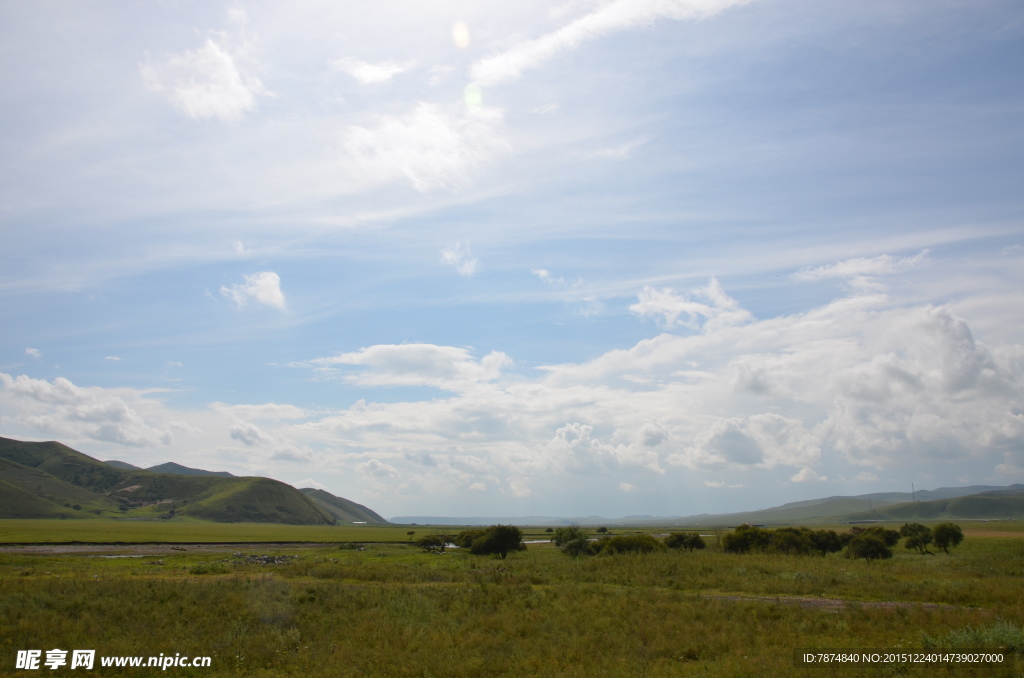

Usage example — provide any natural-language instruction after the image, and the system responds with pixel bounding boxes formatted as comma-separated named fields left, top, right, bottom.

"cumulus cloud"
left=4, top=275, right=1021, bottom=510
left=141, top=31, right=267, bottom=122
left=441, top=241, right=480, bottom=276
left=306, top=343, right=512, bottom=392
left=360, top=459, right=400, bottom=478
left=341, top=103, right=508, bottom=192
left=25, top=348, right=41, bottom=358
left=220, top=271, right=286, bottom=310
left=331, top=57, right=414, bottom=84
left=0, top=373, right=172, bottom=447
left=471, top=0, right=751, bottom=85
left=668, top=414, right=819, bottom=471
left=630, top=278, right=752, bottom=330
left=229, top=421, right=271, bottom=446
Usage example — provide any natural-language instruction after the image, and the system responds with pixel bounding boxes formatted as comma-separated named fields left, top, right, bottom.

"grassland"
left=1, top=522, right=1022, bottom=676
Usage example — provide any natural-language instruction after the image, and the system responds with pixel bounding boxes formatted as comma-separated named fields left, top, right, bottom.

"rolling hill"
left=842, top=489, right=1024, bottom=521
left=300, top=488, right=388, bottom=524
left=0, top=436, right=385, bottom=524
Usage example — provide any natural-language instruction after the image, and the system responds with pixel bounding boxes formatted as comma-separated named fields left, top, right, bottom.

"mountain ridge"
left=0, top=436, right=386, bottom=525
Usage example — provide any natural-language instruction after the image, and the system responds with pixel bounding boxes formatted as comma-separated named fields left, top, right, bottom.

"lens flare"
left=452, top=22, right=470, bottom=49
left=463, top=83, right=483, bottom=109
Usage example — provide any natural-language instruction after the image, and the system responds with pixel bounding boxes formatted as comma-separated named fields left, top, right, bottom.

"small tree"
left=469, top=525, right=526, bottom=559
left=596, top=526, right=609, bottom=534
left=545, top=527, right=554, bottom=533
left=900, top=523, right=934, bottom=555
left=932, top=523, right=964, bottom=554
left=847, top=534, right=892, bottom=561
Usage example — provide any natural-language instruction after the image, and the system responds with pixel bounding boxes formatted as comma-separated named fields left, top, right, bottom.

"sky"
left=1, top=0, right=1023, bottom=520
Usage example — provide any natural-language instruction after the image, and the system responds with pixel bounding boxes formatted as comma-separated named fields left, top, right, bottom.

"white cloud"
left=531, top=268, right=565, bottom=285
left=306, top=343, right=512, bottom=392
left=24, top=348, right=41, bottom=358
left=470, top=0, right=752, bottom=85
left=703, top=480, right=745, bottom=488
left=668, top=413, right=819, bottom=471
left=142, top=31, right=266, bottom=122
left=790, top=467, right=829, bottom=483
left=229, top=421, right=271, bottom=446
left=441, top=241, right=480, bottom=277
left=618, top=482, right=638, bottom=492
left=469, top=482, right=487, bottom=491
left=341, top=103, right=508, bottom=192
left=630, top=278, right=752, bottom=330
left=794, top=250, right=929, bottom=290
left=104, top=356, right=122, bottom=362
left=0, top=373, right=172, bottom=448
left=331, top=57, right=414, bottom=84
left=3, top=278, right=1021, bottom=513
left=854, top=471, right=879, bottom=482
left=294, top=477, right=328, bottom=490
left=220, top=271, right=286, bottom=310
left=361, top=459, right=400, bottom=478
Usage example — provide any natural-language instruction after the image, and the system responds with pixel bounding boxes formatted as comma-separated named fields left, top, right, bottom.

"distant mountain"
left=392, top=484, right=1024, bottom=527
left=145, top=462, right=234, bottom=478
left=104, top=460, right=141, bottom=471
left=843, top=489, right=1024, bottom=521
left=0, top=436, right=377, bottom=525
left=668, top=484, right=1024, bottom=526
left=389, top=515, right=606, bottom=526
left=300, top=488, right=388, bottom=524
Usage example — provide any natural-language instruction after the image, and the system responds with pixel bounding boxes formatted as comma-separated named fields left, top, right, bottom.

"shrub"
left=846, top=534, right=892, bottom=561
left=664, top=532, right=705, bottom=552
left=453, top=529, right=486, bottom=548
left=808, top=529, right=843, bottom=557
left=722, top=525, right=771, bottom=554
left=561, top=537, right=601, bottom=557
left=552, top=524, right=589, bottom=547
left=767, top=528, right=813, bottom=556
left=415, top=535, right=447, bottom=553
left=599, top=533, right=665, bottom=555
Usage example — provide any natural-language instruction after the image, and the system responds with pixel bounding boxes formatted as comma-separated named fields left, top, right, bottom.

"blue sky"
left=1, top=0, right=1022, bottom=519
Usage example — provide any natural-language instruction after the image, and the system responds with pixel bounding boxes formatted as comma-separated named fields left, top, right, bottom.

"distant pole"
left=912, top=482, right=916, bottom=502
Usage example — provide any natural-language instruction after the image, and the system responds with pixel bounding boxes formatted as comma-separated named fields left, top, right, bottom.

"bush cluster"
left=553, top=526, right=706, bottom=557
left=719, top=523, right=964, bottom=561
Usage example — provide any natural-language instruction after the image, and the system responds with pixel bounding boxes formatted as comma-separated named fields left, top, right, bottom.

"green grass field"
left=1, top=522, right=1022, bottom=676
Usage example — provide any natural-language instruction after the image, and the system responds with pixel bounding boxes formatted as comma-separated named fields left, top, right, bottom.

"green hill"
left=0, top=436, right=348, bottom=525
left=300, top=488, right=388, bottom=524
left=145, top=462, right=234, bottom=478
left=844, top=490, right=1024, bottom=521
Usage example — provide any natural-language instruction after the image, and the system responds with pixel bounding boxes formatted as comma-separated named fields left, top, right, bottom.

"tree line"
left=412, top=522, right=964, bottom=561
